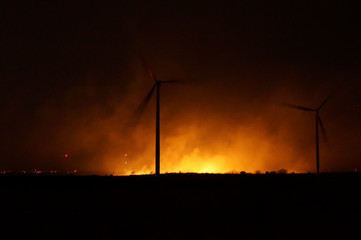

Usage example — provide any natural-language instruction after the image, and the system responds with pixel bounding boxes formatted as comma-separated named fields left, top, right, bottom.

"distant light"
left=125, top=153, right=127, bottom=157
left=74, top=169, right=77, bottom=173
left=355, top=168, right=357, bottom=172
left=65, top=154, right=68, bottom=158
left=125, top=162, right=127, bottom=165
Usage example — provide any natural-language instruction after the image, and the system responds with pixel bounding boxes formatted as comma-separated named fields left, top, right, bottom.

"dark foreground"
left=1, top=173, right=361, bottom=239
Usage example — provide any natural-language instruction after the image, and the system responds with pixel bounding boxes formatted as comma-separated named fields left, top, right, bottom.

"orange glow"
left=106, top=117, right=312, bottom=176
left=48, top=69, right=356, bottom=176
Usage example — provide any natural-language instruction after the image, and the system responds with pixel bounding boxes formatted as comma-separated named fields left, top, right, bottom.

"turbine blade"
left=135, top=84, right=156, bottom=116
left=281, top=102, right=314, bottom=112
left=138, top=55, right=157, bottom=81
left=147, top=64, right=157, bottom=82
left=160, top=79, right=182, bottom=84
left=127, top=84, right=156, bottom=129
left=318, top=116, right=329, bottom=144
left=317, top=92, right=335, bottom=110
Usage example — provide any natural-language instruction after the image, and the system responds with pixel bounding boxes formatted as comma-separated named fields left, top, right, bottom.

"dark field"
left=1, top=173, right=361, bottom=239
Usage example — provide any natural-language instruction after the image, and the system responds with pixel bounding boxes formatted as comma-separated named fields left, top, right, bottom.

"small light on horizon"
left=65, top=154, right=68, bottom=158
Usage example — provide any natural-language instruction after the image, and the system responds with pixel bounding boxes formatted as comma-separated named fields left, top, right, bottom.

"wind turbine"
left=133, top=61, right=179, bottom=175
left=283, top=95, right=332, bottom=175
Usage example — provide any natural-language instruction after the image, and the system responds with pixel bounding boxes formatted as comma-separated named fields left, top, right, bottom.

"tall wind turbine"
left=133, top=62, right=178, bottom=175
left=284, top=95, right=332, bottom=175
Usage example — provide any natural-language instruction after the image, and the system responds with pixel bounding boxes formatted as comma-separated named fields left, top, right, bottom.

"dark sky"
left=1, top=0, right=360, bottom=174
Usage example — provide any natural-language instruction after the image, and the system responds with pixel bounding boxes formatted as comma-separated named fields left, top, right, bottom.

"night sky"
left=1, top=0, right=360, bottom=174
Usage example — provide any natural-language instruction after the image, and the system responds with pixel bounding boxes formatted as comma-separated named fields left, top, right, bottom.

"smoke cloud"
left=1, top=1, right=360, bottom=174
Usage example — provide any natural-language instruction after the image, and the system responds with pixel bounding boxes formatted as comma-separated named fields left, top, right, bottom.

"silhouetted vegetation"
left=277, top=168, right=288, bottom=174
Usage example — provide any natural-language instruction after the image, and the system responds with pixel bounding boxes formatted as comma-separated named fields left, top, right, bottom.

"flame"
left=109, top=120, right=310, bottom=176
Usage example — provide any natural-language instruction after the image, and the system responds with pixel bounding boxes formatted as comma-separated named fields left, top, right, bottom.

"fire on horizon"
left=1, top=1, right=360, bottom=175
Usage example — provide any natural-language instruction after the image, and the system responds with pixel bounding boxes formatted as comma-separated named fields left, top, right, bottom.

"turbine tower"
left=284, top=95, right=332, bottom=175
left=133, top=61, right=178, bottom=175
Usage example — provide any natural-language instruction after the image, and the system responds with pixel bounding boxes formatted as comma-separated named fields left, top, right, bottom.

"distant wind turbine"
left=132, top=60, right=180, bottom=175
left=283, top=95, right=333, bottom=175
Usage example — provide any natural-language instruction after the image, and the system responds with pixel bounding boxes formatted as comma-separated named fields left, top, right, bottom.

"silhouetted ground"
left=1, top=173, right=361, bottom=239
